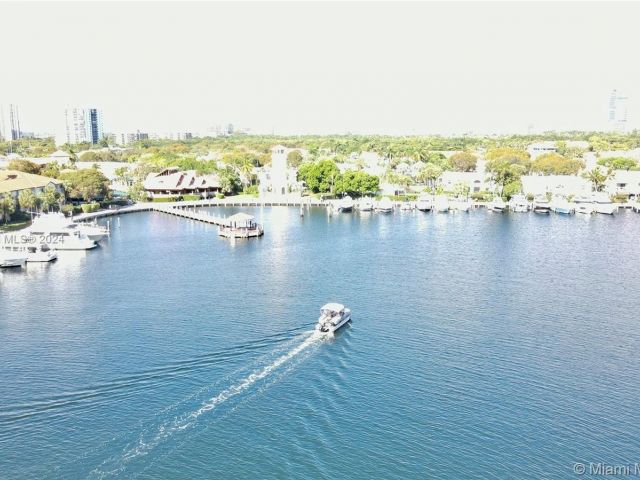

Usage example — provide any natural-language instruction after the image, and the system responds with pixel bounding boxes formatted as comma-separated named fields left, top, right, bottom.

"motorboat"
left=433, top=195, right=450, bottom=213
left=0, top=249, right=27, bottom=268
left=336, top=195, right=354, bottom=213
left=532, top=195, right=551, bottom=214
left=509, top=194, right=529, bottom=213
left=550, top=196, right=574, bottom=215
left=375, top=197, right=394, bottom=213
left=573, top=195, right=594, bottom=215
left=452, top=197, right=471, bottom=212
left=21, top=224, right=97, bottom=250
left=415, top=195, right=433, bottom=212
left=633, top=202, right=640, bottom=213
left=315, top=303, right=351, bottom=334
left=488, top=196, right=507, bottom=213
left=400, top=202, right=413, bottom=211
left=32, top=213, right=109, bottom=242
left=1, top=244, right=57, bottom=263
left=592, top=193, right=617, bottom=215
left=357, top=197, right=374, bottom=212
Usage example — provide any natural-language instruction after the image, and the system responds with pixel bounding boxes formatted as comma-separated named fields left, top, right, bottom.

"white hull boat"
left=375, top=198, right=394, bottom=213
left=0, top=249, right=27, bottom=268
left=33, top=213, right=109, bottom=242
left=415, top=196, right=433, bottom=212
left=592, top=194, right=617, bottom=215
left=433, top=196, right=450, bottom=213
left=488, top=197, right=507, bottom=213
left=315, top=303, right=351, bottom=334
left=357, top=198, right=374, bottom=211
left=400, top=202, right=414, bottom=211
left=551, top=197, right=574, bottom=215
left=336, top=195, right=354, bottom=212
left=452, top=198, right=471, bottom=212
left=533, top=196, right=551, bottom=214
left=573, top=196, right=594, bottom=215
left=509, top=195, right=529, bottom=213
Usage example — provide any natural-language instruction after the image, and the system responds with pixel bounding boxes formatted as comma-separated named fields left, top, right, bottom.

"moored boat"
left=488, top=196, right=507, bottom=213
left=592, top=193, right=617, bottom=215
left=509, top=194, right=529, bottom=213
left=415, top=195, right=433, bottom=212
left=315, top=303, right=351, bottom=334
left=452, top=197, right=471, bottom=212
left=433, top=195, right=449, bottom=213
left=375, top=197, right=394, bottom=213
left=0, top=249, right=27, bottom=268
left=357, top=197, right=374, bottom=211
left=533, top=195, right=551, bottom=214
left=573, top=195, right=594, bottom=215
left=336, top=195, right=354, bottom=213
left=550, top=196, right=574, bottom=215
left=400, top=202, right=413, bottom=211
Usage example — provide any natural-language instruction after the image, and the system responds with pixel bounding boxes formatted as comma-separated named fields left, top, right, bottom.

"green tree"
left=38, top=185, right=60, bottom=212
left=40, top=162, right=61, bottom=179
left=59, top=168, right=110, bottom=202
left=449, top=152, right=477, bottom=172
left=1, top=194, right=16, bottom=223
left=287, top=150, right=304, bottom=168
left=7, top=159, right=41, bottom=174
left=486, top=160, right=526, bottom=198
left=18, top=189, right=38, bottom=213
left=416, top=163, right=442, bottom=188
left=531, top=153, right=584, bottom=175
left=597, top=157, right=638, bottom=171
left=218, top=168, right=241, bottom=194
left=297, top=160, right=340, bottom=193
left=583, top=168, right=610, bottom=192
left=334, top=171, right=380, bottom=197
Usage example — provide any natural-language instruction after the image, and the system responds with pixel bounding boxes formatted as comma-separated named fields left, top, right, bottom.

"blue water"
left=1, top=207, right=640, bottom=479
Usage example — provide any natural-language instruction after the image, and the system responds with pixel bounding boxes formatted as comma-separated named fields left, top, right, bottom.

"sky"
left=2, top=1, right=640, bottom=136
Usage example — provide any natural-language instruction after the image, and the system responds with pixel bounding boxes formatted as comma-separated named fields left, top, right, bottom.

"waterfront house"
left=143, top=168, right=221, bottom=198
left=257, top=145, right=302, bottom=197
left=0, top=169, right=64, bottom=208
left=521, top=175, right=591, bottom=197
left=605, top=170, right=640, bottom=199
left=438, top=171, right=488, bottom=193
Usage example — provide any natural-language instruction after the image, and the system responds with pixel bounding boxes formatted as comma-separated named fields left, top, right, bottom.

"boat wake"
left=82, top=330, right=325, bottom=479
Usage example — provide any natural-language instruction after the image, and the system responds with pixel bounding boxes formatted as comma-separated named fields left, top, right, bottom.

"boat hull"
left=316, top=312, right=351, bottom=334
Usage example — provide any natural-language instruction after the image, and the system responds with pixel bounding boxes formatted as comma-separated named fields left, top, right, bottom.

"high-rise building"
left=0, top=104, right=22, bottom=141
left=608, top=89, right=628, bottom=132
left=63, top=107, right=104, bottom=144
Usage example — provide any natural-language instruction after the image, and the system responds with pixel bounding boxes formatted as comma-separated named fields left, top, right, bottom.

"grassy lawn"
left=0, top=220, right=31, bottom=232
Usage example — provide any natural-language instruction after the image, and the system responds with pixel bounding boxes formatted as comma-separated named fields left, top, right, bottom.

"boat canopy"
left=321, top=303, right=344, bottom=313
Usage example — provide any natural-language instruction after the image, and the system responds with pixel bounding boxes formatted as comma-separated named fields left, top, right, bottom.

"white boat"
left=433, top=195, right=450, bottom=213
left=315, top=303, right=351, bottom=334
left=336, top=195, right=354, bottom=213
left=357, top=198, right=374, bottom=211
left=488, top=196, right=507, bottom=213
left=633, top=203, right=640, bottom=213
left=533, top=195, right=551, bottom=214
left=375, top=197, right=394, bottom=213
left=400, top=202, right=413, bottom=211
left=592, top=193, right=617, bottom=215
left=573, top=196, right=594, bottom=215
left=509, top=194, right=529, bottom=213
left=21, top=224, right=97, bottom=250
left=550, top=196, right=574, bottom=215
left=32, top=213, right=109, bottom=242
left=0, top=249, right=27, bottom=268
left=1, top=244, right=57, bottom=262
left=452, top=197, right=471, bottom=212
left=415, top=195, right=433, bottom=212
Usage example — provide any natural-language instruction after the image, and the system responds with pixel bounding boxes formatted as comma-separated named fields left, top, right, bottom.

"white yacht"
left=375, top=197, right=394, bottom=213
left=32, top=213, right=109, bottom=242
left=573, top=195, right=594, bottom=215
left=415, top=195, right=433, bottom=212
left=488, top=196, right=507, bottom=213
left=452, top=197, right=471, bottom=212
left=22, top=223, right=97, bottom=251
left=550, top=196, right=574, bottom=215
left=315, top=303, right=351, bottom=334
left=433, top=195, right=450, bottom=213
left=533, top=195, right=551, bottom=214
left=509, top=194, right=529, bottom=213
left=0, top=249, right=27, bottom=268
left=357, top=197, right=374, bottom=211
left=592, top=193, right=617, bottom=215
left=336, top=195, right=354, bottom=213
left=1, top=244, right=57, bottom=262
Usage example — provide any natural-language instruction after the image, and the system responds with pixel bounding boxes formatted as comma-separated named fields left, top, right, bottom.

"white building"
left=521, top=175, right=591, bottom=197
left=59, top=107, right=104, bottom=145
left=527, top=141, right=557, bottom=159
left=257, top=145, right=301, bottom=197
left=605, top=170, right=640, bottom=198
left=438, top=171, right=489, bottom=193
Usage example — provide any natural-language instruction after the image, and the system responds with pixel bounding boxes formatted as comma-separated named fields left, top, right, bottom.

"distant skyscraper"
left=0, top=104, right=22, bottom=141
left=608, top=89, right=628, bottom=132
left=63, top=107, right=104, bottom=144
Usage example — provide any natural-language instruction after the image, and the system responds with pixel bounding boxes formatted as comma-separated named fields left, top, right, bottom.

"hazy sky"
left=2, top=1, right=640, bottom=136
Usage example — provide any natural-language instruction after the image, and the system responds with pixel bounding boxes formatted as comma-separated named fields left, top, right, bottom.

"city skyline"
left=2, top=2, right=640, bottom=136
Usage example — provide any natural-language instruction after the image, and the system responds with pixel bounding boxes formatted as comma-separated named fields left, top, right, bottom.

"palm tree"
left=18, top=189, right=37, bottom=217
left=1, top=194, right=16, bottom=223
left=583, top=168, right=610, bottom=192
